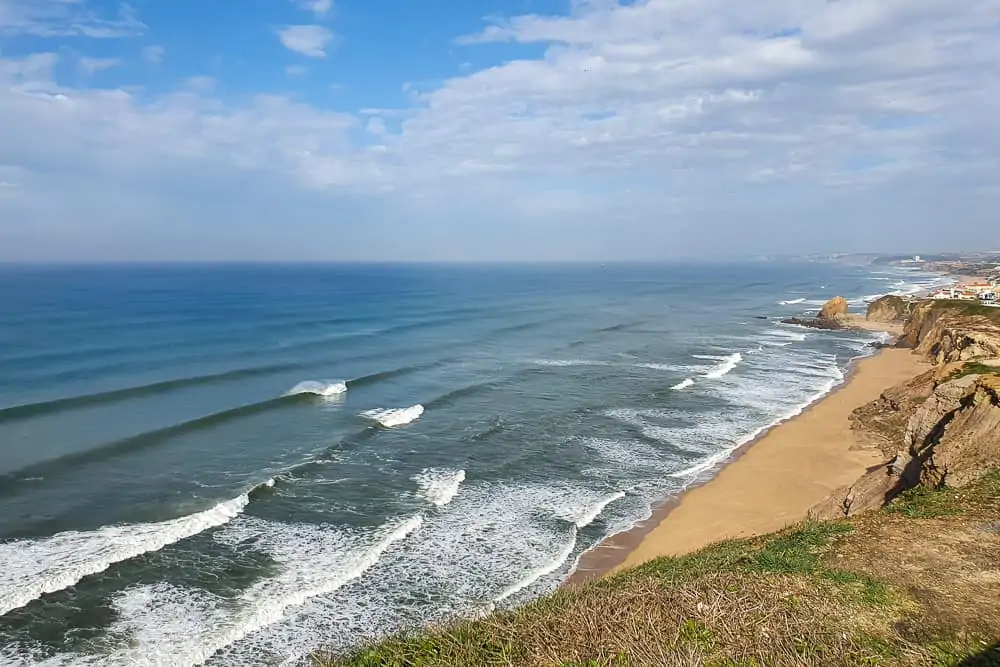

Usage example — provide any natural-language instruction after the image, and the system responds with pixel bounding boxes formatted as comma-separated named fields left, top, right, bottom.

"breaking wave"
left=778, top=298, right=806, bottom=305
left=672, top=378, right=695, bottom=390
left=414, top=469, right=466, bottom=507
left=362, top=405, right=425, bottom=428
left=94, top=515, right=423, bottom=666
left=0, top=481, right=273, bottom=618
left=700, top=352, right=743, bottom=379
left=286, top=380, right=348, bottom=397
left=495, top=532, right=577, bottom=603
left=570, top=492, right=626, bottom=529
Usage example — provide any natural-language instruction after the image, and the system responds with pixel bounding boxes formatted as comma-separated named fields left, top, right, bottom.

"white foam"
left=533, top=359, right=609, bottom=367
left=495, top=532, right=577, bottom=603
left=414, top=469, right=466, bottom=507
left=286, top=380, right=347, bottom=398
left=98, top=515, right=423, bottom=666
left=778, top=298, right=806, bottom=305
left=702, top=352, right=742, bottom=379
left=570, top=492, right=627, bottom=528
left=669, top=448, right=732, bottom=479
left=672, top=377, right=695, bottom=390
left=0, top=493, right=250, bottom=618
left=362, top=404, right=424, bottom=427
left=633, top=362, right=678, bottom=371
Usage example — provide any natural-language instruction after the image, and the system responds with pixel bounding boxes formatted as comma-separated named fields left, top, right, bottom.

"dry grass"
left=320, top=472, right=1000, bottom=667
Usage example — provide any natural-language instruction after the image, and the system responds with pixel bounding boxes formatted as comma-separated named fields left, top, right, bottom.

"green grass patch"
left=887, top=485, right=963, bottom=518
left=948, top=362, right=1000, bottom=381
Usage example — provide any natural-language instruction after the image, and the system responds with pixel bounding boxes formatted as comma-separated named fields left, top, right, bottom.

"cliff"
left=816, top=365, right=1000, bottom=519
left=899, top=300, right=1000, bottom=363
left=865, top=295, right=912, bottom=323
left=816, top=301, right=1000, bottom=519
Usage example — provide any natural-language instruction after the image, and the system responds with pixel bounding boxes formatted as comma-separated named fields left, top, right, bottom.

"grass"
left=948, top=362, right=1000, bottom=381
left=924, top=299, right=1000, bottom=324
left=321, top=473, right=1000, bottom=667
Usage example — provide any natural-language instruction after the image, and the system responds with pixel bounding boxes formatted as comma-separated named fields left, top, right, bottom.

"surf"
left=0, top=480, right=272, bottom=618
left=95, top=514, right=423, bottom=666
left=698, top=352, right=743, bottom=379
left=414, top=469, right=466, bottom=507
left=361, top=405, right=425, bottom=428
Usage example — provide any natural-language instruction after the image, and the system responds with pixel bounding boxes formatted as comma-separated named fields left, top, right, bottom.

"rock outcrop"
left=866, top=295, right=912, bottom=323
left=779, top=317, right=843, bottom=331
left=900, top=301, right=1000, bottom=363
left=819, top=296, right=849, bottom=320
left=814, top=367, right=1000, bottom=519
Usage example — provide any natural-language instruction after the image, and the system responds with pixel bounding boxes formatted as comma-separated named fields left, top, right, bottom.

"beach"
left=571, top=344, right=930, bottom=581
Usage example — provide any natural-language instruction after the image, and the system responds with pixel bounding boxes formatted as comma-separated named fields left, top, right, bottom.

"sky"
left=0, top=0, right=999, bottom=262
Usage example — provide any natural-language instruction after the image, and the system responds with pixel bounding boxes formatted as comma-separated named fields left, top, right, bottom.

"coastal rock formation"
left=866, top=295, right=912, bottom=323
left=779, top=317, right=843, bottom=330
left=819, top=296, right=849, bottom=320
left=814, top=367, right=1000, bottom=519
left=900, top=301, right=1000, bottom=363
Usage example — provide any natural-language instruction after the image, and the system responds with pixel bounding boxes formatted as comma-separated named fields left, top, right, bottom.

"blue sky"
left=1, top=0, right=999, bottom=261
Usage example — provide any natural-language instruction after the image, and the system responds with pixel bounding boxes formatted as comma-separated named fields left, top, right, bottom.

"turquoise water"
left=0, top=262, right=947, bottom=665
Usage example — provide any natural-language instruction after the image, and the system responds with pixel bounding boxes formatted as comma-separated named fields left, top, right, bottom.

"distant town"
left=893, top=253, right=999, bottom=306
left=800, top=250, right=1000, bottom=307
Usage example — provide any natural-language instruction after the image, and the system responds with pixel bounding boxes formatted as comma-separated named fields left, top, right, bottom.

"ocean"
left=0, top=262, right=949, bottom=666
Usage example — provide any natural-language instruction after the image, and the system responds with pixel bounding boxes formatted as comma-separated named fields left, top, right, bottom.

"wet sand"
left=569, top=346, right=930, bottom=582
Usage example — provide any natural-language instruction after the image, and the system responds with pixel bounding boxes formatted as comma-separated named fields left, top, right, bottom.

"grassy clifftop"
left=320, top=471, right=1000, bottom=667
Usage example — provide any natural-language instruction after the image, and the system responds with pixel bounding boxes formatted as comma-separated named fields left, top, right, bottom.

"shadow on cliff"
left=956, top=642, right=1000, bottom=666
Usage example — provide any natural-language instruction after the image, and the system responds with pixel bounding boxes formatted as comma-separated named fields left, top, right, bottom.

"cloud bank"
left=1, top=0, right=999, bottom=261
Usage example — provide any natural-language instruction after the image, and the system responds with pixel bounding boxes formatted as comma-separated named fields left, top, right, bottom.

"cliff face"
left=900, top=300, right=1000, bottom=363
left=814, top=367, right=1000, bottom=519
left=865, top=295, right=912, bottom=323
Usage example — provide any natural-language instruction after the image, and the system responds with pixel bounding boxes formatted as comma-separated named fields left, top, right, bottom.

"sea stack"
left=818, top=296, right=849, bottom=320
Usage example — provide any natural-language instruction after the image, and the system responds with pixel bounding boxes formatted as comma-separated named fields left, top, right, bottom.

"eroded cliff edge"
left=813, top=298, right=1000, bottom=519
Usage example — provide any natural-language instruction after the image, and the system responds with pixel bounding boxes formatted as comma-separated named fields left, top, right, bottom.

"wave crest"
left=286, top=380, right=348, bottom=398
left=414, top=469, right=466, bottom=507
left=362, top=405, right=425, bottom=428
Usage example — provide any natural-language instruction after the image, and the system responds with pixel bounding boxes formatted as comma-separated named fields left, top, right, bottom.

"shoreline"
left=568, top=340, right=930, bottom=584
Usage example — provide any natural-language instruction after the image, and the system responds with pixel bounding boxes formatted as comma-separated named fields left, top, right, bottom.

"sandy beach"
left=570, top=345, right=931, bottom=581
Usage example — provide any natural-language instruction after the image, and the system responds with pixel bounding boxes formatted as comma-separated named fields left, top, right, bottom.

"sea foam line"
left=672, top=378, right=695, bottom=390
left=701, top=352, right=743, bottom=379
left=196, top=515, right=423, bottom=664
left=98, top=515, right=424, bottom=667
left=572, top=492, right=626, bottom=529
left=495, top=532, right=577, bottom=603
left=0, top=483, right=269, bottom=618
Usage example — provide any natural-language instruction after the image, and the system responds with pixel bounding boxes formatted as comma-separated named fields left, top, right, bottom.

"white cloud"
left=0, top=0, right=144, bottom=38
left=277, top=25, right=334, bottom=58
left=79, top=57, right=122, bottom=74
left=294, top=0, right=333, bottom=18
left=143, top=45, right=165, bottom=64
left=2, top=0, right=1000, bottom=260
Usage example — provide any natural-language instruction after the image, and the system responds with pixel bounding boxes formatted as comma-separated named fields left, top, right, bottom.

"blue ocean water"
left=0, top=262, right=948, bottom=665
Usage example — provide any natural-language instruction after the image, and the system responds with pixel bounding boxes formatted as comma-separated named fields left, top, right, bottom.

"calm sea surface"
left=0, top=262, right=947, bottom=665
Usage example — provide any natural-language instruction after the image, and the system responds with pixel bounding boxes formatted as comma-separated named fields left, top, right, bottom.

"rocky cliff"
left=814, top=297, right=1000, bottom=520
left=865, top=295, right=912, bottom=323
left=900, top=300, right=1000, bottom=363
left=814, top=365, right=1000, bottom=519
